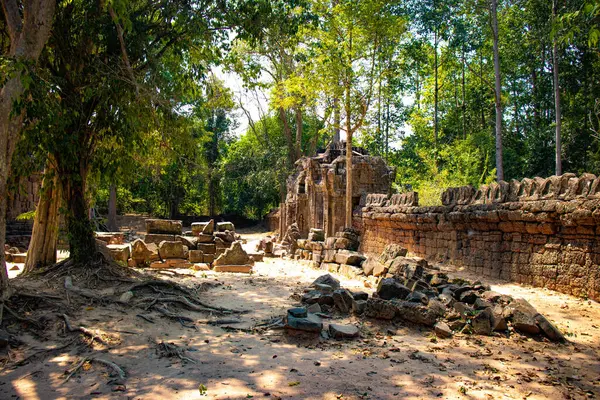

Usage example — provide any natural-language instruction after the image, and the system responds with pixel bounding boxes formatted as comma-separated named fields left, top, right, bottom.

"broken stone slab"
left=131, top=239, right=160, bottom=263
left=453, top=302, right=475, bottom=320
left=534, top=314, right=566, bottom=342
left=144, top=233, right=176, bottom=245
left=177, top=235, right=198, bottom=250
left=491, top=305, right=508, bottom=331
left=286, top=313, right=322, bottom=333
left=95, top=232, right=124, bottom=245
left=504, top=299, right=540, bottom=335
left=429, top=273, right=449, bottom=286
left=404, top=278, right=432, bottom=293
left=215, top=231, right=235, bottom=243
left=395, top=300, right=444, bottom=327
left=378, top=244, right=408, bottom=264
left=197, top=243, right=216, bottom=255
left=377, top=278, right=411, bottom=300
left=288, top=307, right=308, bottom=318
left=214, top=241, right=250, bottom=266
left=447, top=319, right=465, bottom=331
left=10, top=253, right=26, bottom=263
left=334, top=237, right=353, bottom=250
left=202, top=219, right=215, bottom=235
left=387, top=258, right=424, bottom=280
left=438, top=293, right=455, bottom=307
left=192, top=263, right=210, bottom=271
left=217, top=222, right=235, bottom=232
left=248, top=252, right=264, bottom=262
left=307, top=303, right=321, bottom=313
left=308, top=228, right=325, bottom=242
left=471, top=308, right=493, bottom=335
left=481, top=290, right=504, bottom=303
left=314, top=283, right=334, bottom=294
left=474, top=297, right=493, bottom=310
left=312, top=274, right=340, bottom=290
left=329, top=323, right=359, bottom=339
left=191, top=222, right=208, bottom=235
left=146, top=219, right=182, bottom=235
left=459, top=290, right=480, bottom=305
left=213, top=265, right=253, bottom=273
left=364, top=298, right=397, bottom=319
left=334, top=250, right=366, bottom=266
left=203, top=254, right=215, bottom=264
left=107, top=244, right=130, bottom=263
left=372, top=261, right=389, bottom=277
left=434, top=321, right=453, bottom=338
left=332, top=289, right=354, bottom=313
left=158, top=241, right=185, bottom=259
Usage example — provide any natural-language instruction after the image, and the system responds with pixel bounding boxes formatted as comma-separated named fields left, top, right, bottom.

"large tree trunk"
left=61, top=169, right=96, bottom=265
left=278, top=107, right=295, bottom=167
left=491, top=0, right=504, bottom=181
left=434, top=29, right=439, bottom=150
left=333, top=97, right=341, bottom=142
left=344, top=83, right=353, bottom=229
left=107, top=184, right=118, bottom=231
left=552, top=0, right=562, bottom=175
left=24, top=161, right=60, bottom=272
left=0, top=0, right=56, bottom=293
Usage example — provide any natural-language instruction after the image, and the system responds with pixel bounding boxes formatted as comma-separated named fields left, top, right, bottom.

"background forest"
left=5, top=0, right=600, bottom=223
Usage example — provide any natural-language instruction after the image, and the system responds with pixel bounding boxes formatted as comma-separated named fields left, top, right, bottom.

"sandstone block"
left=146, top=219, right=182, bottom=235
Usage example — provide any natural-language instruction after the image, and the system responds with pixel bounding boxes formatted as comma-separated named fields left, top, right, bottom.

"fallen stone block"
left=196, top=234, right=214, bottom=243
left=191, top=222, right=209, bottom=235
left=471, top=308, right=493, bottom=335
left=352, top=299, right=367, bottom=315
left=329, top=323, right=359, bottom=339
left=338, top=264, right=363, bottom=279
left=286, top=313, right=322, bottom=332
left=192, top=263, right=210, bottom=271
left=434, top=321, right=453, bottom=338
left=10, top=253, right=27, bottom=264
left=217, top=222, right=235, bottom=232
left=188, top=249, right=204, bottom=263
left=308, top=228, right=325, bottom=242
left=203, top=254, right=215, bottom=264
left=406, top=291, right=429, bottom=305
left=334, top=250, right=365, bottom=266
left=364, top=298, right=397, bottom=320
left=146, top=219, right=182, bottom=235
left=177, top=235, right=198, bottom=250
left=198, top=243, right=217, bottom=255
left=213, top=265, right=253, bottom=273
left=395, top=300, right=443, bottom=327
left=248, top=252, right=264, bottom=262
left=332, top=289, right=354, bottom=313
left=158, top=241, right=185, bottom=259
left=107, top=244, right=130, bottom=263
left=214, top=242, right=250, bottom=266
left=131, top=239, right=160, bottom=264
left=379, top=244, right=408, bottom=264
left=202, top=219, right=215, bottom=235
left=312, top=274, right=340, bottom=290
left=377, top=278, right=411, bottom=300
left=321, top=262, right=340, bottom=273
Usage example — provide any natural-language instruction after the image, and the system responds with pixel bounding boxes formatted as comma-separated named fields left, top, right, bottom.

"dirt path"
left=1, top=230, right=599, bottom=399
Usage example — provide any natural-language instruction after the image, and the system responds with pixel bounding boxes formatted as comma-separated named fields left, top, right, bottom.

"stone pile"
left=284, top=274, right=360, bottom=339
left=107, top=218, right=255, bottom=273
left=294, top=260, right=564, bottom=342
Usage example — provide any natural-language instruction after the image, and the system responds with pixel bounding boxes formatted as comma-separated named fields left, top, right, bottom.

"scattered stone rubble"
left=96, top=218, right=257, bottom=274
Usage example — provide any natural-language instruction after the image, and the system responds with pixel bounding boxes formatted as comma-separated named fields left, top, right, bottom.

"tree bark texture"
left=0, top=0, right=56, bottom=293
left=490, top=0, right=504, bottom=181
left=107, top=184, right=118, bottom=231
left=24, top=160, right=60, bottom=272
left=552, top=0, right=562, bottom=175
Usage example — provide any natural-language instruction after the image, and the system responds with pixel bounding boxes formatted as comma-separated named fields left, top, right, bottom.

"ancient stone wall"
left=354, top=174, right=600, bottom=301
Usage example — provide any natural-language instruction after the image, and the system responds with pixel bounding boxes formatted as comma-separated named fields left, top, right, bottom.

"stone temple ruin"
left=281, top=142, right=394, bottom=238
left=274, top=143, right=600, bottom=340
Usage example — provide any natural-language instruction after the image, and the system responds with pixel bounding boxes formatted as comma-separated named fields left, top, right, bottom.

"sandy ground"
left=1, top=230, right=599, bottom=400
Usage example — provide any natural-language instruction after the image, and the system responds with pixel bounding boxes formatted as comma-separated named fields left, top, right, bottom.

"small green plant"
left=16, top=210, right=36, bottom=221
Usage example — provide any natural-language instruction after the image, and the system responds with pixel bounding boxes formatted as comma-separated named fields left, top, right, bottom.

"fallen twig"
left=60, top=314, right=108, bottom=345
left=64, top=356, right=126, bottom=382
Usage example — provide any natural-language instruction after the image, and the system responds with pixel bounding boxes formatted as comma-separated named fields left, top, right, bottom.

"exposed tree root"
left=64, top=277, right=101, bottom=300
left=60, top=314, right=115, bottom=346
left=156, top=340, right=197, bottom=364
left=64, top=356, right=126, bottom=382
left=13, top=339, right=77, bottom=367
left=152, top=305, right=196, bottom=329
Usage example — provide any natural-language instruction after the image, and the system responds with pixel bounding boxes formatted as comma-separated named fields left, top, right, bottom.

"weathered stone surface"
left=334, top=250, right=365, bottom=266
left=474, top=297, right=493, bottom=310
left=534, top=314, right=565, bottom=342
left=146, top=219, right=182, bottom=235
left=491, top=305, right=508, bottom=331
left=353, top=291, right=369, bottom=301
left=196, top=234, right=214, bottom=243
left=202, top=219, right=215, bottom=235
left=312, top=274, right=340, bottom=290
left=459, top=290, right=480, bottom=305
left=377, top=278, right=411, bottom=300
left=395, top=300, right=442, bottom=326
left=286, top=313, right=322, bottom=332
left=321, top=262, right=340, bottom=273
left=364, top=298, right=397, bottom=319
left=192, top=263, right=210, bottom=271
left=314, top=283, right=333, bottom=294
left=188, top=250, right=204, bottom=263
left=214, top=242, right=250, bottom=266
left=505, top=299, right=541, bottom=335
left=217, top=222, right=235, bottom=232
left=158, top=241, right=185, bottom=259
left=197, top=243, right=216, bottom=255
left=329, top=324, right=359, bottom=339
left=203, top=254, right=215, bottom=264
left=307, top=303, right=321, bottom=313
left=453, top=302, right=474, bottom=320
left=191, top=222, right=208, bottom=235
left=379, top=244, right=408, bottom=264
left=107, top=244, right=130, bottom=263
left=144, top=233, right=176, bottom=245
left=215, top=231, right=235, bottom=243
left=95, top=232, right=124, bottom=245
left=332, top=289, right=354, bottom=313
left=248, top=252, right=264, bottom=262
left=429, top=273, right=448, bottom=286
left=434, top=321, right=453, bottom=338
left=438, top=293, right=455, bottom=307
left=338, top=264, right=363, bottom=279
left=288, top=307, right=308, bottom=318
left=372, top=261, right=389, bottom=277
left=131, top=239, right=160, bottom=263
left=352, top=299, right=367, bottom=315
left=388, top=259, right=424, bottom=280
left=471, top=308, right=493, bottom=335
left=177, top=235, right=198, bottom=250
